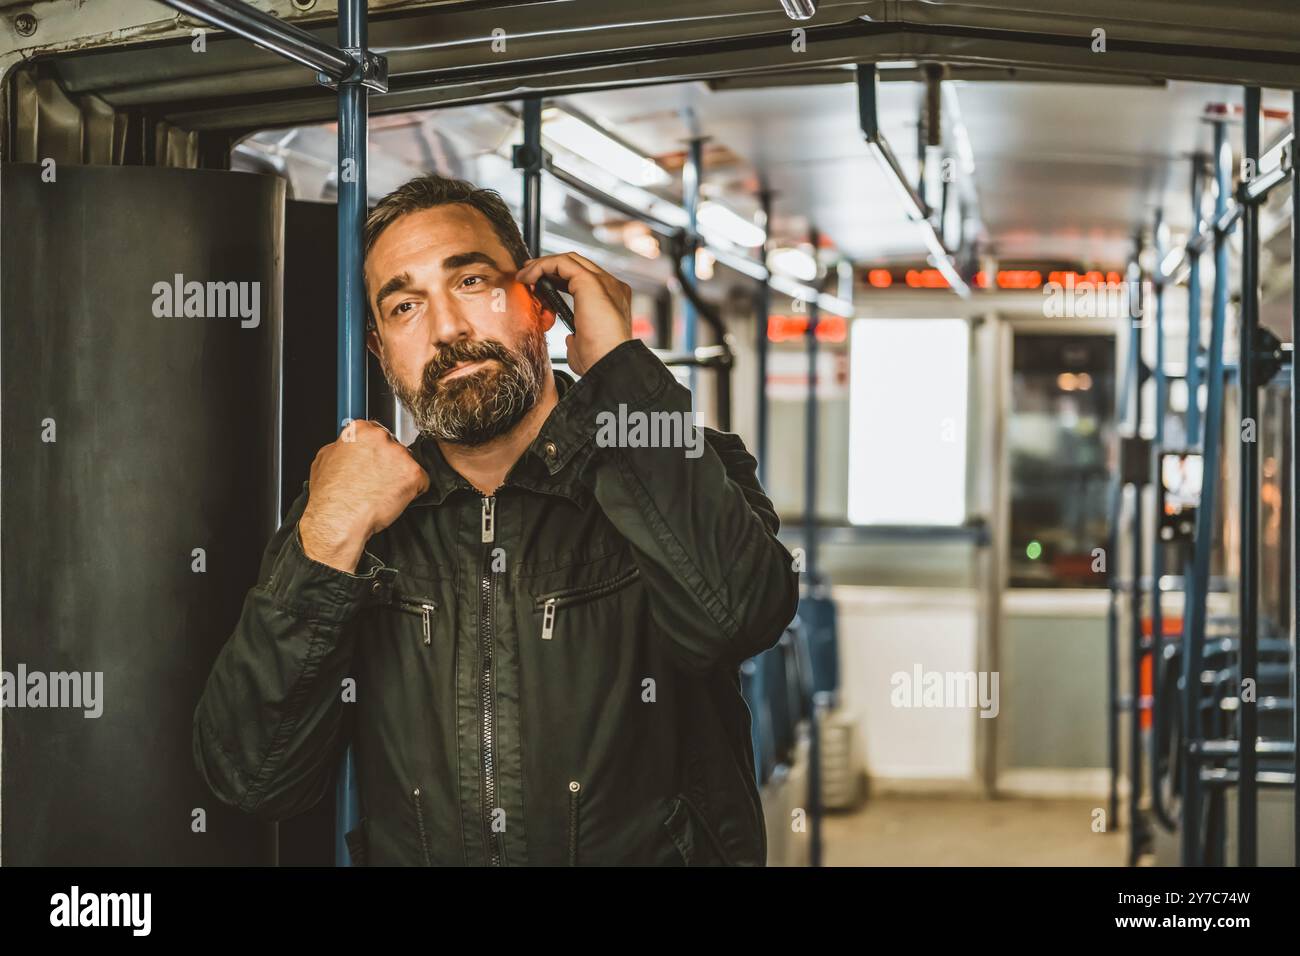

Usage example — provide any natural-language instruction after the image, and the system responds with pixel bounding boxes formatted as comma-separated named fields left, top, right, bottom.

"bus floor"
left=821, top=795, right=1126, bottom=866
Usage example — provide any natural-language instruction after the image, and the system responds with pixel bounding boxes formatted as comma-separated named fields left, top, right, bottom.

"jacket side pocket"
left=662, top=794, right=733, bottom=866
left=344, top=815, right=369, bottom=867
left=410, top=786, right=434, bottom=866
left=567, top=781, right=582, bottom=866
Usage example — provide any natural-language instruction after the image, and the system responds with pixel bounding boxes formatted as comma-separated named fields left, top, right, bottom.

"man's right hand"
left=298, top=420, right=431, bottom=573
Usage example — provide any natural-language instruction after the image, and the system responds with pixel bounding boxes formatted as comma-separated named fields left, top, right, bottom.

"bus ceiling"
left=2, top=0, right=1299, bottom=158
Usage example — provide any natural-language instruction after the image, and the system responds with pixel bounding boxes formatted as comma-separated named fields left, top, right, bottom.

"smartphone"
left=534, top=276, right=575, bottom=332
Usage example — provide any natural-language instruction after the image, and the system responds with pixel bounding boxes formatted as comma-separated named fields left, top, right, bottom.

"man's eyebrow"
left=442, top=251, right=504, bottom=271
left=373, top=253, right=504, bottom=313
left=374, top=271, right=413, bottom=313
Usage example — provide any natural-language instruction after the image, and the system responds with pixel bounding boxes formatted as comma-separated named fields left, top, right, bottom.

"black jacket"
left=193, top=339, right=798, bottom=865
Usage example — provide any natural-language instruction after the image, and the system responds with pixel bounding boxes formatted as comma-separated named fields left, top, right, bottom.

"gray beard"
left=381, top=326, right=550, bottom=447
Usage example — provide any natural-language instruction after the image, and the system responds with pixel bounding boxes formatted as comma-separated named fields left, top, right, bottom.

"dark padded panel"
left=1, top=163, right=282, bottom=865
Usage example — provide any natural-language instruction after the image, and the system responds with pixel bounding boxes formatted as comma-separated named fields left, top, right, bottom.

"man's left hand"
left=516, top=253, right=632, bottom=375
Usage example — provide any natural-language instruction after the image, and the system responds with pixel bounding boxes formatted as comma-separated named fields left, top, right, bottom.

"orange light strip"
left=767, top=314, right=848, bottom=343
left=867, top=267, right=1129, bottom=291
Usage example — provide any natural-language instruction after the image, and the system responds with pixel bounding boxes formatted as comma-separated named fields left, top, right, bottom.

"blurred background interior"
left=2, top=0, right=1298, bottom=867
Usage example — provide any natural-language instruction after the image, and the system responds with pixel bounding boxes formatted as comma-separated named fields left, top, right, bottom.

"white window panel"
left=848, top=318, right=969, bottom=526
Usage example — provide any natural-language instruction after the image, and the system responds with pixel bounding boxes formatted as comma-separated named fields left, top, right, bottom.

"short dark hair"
left=363, top=174, right=530, bottom=329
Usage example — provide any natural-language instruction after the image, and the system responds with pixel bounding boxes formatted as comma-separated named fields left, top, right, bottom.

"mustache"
left=423, top=338, right=514, bottom=384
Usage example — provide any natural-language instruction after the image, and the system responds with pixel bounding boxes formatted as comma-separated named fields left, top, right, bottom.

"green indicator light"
left=1026, top=541, right=1043, bottom=560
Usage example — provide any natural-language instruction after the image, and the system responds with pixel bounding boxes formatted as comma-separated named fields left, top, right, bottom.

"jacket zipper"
left=410, top=786, right=433, bottom=866
left=535, top=566, right=641, bottom=641
left=567, top=780, right=582, bottom=866
left=394, top=596, right=437, bottom=646
left=479, top=493, right=503, bottom=866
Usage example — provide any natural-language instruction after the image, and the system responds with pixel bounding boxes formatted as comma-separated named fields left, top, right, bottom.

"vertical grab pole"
left=804, top=225, right=823, bottom=869
left=1127, top=251, right=1147, bottom=866
left=1106, top=344, right=1136, bottom=830
left=682, top=137, right=704, bottom=394
left=1173, top=154, right=1203, bottom=847
left=334, top=0, right=369, bottom=867
left=755, top=190, right=773, bottom=487
left=1291, top=90, right=1300, bottom=869
left=804, top=226, right=822, bottom=586
left=517, top=97, right=544, bottom=258
left=1182, top=118, right=1231, bottom=866
left=336, top=0, right=368, bottom=430
left=1150, top=211, right=1178, bottom=832
left=1238, top=86, right=1261, bottom=867
left=1187, top=159, right=1204, bottom=444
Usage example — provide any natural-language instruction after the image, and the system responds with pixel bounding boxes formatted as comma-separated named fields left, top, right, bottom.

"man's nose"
left=429, top=297, right=474, bottom=346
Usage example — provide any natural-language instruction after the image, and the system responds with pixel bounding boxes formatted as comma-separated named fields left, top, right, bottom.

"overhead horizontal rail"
left=543, top=155, right=854, bottom=317
left=551, top=345, right=733, bottom=369
left=543, top=159, right=679, bottom=239
left=160, top=0, right=354, bottom=81
left=159, top=0, right=389, bottom=92
left=1245, top=131, right=1294, bottom=201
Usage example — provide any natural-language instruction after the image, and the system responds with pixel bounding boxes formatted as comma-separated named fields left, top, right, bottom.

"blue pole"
left=1127, top=255, right=1146, bottom=866
left=804, top=227, right=821, bottom=586
left=803, top=225, right=822, bottom=869
left=334, top=0, right=369, bottom=867
left=756, top=189, right=772, bottom=488
left=1187, top=159, right=1204, bottom=444
left=518, top=97, right=543, bottom=258
left=1291, top=89, right=1299, bottom=870
left=1150, top=211, right=1179, bottom=833
left=1237, top=86, right=1261, bottom=867
left=1153, top=212, right=1166, bottom=483
left=1106, top=325, right=1137, bottom=830
left=1181, top=119, right=1230, bottom=866
left=682, top=137, right=703, bottom=394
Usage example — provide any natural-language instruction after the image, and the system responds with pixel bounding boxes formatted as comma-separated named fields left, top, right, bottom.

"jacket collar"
left=407, top=367, right=587, bottom=507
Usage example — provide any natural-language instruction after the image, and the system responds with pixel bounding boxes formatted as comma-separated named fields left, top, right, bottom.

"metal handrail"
left=161, top=0, right=354, bottom=80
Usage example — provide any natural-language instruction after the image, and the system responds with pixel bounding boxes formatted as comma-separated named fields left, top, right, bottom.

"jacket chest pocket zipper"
left=534, top=566, right=641, bottom=641
left=394, top=596, right=437, bottom=645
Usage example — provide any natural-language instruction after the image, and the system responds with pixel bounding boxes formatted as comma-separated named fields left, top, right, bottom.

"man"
left=193, top=174, right=798, bottom=866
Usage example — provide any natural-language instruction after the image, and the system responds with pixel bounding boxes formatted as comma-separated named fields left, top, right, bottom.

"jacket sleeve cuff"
left=533, top=339, right=683, bottom=473
left=264, top=521, right=395, bottom=625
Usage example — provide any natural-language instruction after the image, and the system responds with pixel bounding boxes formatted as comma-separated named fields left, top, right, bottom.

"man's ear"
left=539, top=303, right=558, bottom=334
left=528, top=287, right=558, bottom=334
left=365, top=326, right=381, bottom=359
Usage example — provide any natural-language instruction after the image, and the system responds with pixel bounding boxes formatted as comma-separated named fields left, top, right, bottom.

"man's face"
left=364, top=204, right=555, bottom=445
